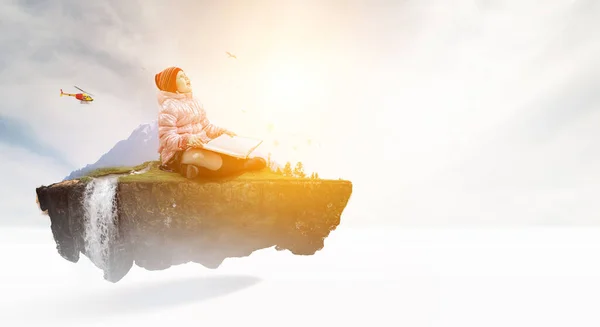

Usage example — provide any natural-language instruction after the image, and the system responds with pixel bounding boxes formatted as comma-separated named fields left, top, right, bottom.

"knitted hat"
left=155, top=66, right=182, bottom=92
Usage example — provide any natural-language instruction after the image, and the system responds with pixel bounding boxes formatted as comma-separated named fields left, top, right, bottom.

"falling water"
left=82, top=175, right=119, bottom=270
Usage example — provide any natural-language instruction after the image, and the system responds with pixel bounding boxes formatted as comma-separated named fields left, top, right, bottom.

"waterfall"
left=82, top=175, right=119, bottom=270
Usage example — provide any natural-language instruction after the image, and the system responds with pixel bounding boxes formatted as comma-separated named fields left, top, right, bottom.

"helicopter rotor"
left=74, top=85, right=94, bottom=96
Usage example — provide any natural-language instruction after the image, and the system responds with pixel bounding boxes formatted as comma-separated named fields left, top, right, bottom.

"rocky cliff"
left=36, top=163, right=352, bottom=283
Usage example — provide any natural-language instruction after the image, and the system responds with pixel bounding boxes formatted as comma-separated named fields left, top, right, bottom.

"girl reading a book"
left=155, top=66, right=266, bottom=179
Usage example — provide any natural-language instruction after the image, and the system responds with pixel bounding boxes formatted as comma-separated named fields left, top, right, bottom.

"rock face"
left=36, top=177, right=353, bottom=283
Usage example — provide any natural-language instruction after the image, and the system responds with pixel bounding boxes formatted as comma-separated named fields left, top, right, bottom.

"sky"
left=3, top=2, right=600, bottom=325
left=1, top=0, right=600, bottom=227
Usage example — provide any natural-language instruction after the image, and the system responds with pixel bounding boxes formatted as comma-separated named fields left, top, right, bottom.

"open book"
left=201, top=134, right=263, bottom=159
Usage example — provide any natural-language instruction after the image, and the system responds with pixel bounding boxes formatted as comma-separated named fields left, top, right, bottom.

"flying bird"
left=226, top=51, right=237, bottom=59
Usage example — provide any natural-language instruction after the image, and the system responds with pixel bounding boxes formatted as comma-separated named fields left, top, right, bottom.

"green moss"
left=83, top=161, right=154, bottom=178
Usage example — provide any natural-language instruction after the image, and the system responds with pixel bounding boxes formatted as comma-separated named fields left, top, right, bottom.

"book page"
left=202, top=134, right=263, bottom=159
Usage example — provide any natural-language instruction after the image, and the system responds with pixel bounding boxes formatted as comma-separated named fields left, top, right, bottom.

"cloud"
left=0, top=142, right=69, bottom=227
left=0, top=114, right=74, bottom=168
left=1, top=0, right=600, bottom=227
left=353, top=0, right=600, bottom=175
left=0, top=0, right=163, bottom=168
left=333, top=0, right=600, bottom=226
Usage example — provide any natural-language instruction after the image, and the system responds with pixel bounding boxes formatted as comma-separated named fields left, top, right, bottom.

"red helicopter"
left=60, top=86, right=94, bottom=104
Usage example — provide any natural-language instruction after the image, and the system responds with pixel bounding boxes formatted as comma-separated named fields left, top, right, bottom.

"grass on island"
left=79, top=160, right=319, bottom=184
left=84, top=162, right=152, bottom=178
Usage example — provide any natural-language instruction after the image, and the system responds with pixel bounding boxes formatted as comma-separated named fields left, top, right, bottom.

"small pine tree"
left=293, top=162, right=306, bottom=178
left=283, top=161, right=293, bottom=177
left=276, top=167, right=282, bottom=175
left=314, top=172, right=319, bottom=179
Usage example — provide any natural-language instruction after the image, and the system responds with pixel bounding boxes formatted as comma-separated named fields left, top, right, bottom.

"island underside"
left=36, top=178, right=353, bottom=282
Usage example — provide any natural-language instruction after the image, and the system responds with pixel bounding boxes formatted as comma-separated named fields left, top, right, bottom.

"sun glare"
left=219, top=52, right=332, bottom=172
left=265, top=65, right=309, bottom=104
left=259, top=59, right=326, bottom=111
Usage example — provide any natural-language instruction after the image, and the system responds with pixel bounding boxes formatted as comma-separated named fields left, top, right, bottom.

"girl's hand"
left=187, top=135, right=204, bottom=148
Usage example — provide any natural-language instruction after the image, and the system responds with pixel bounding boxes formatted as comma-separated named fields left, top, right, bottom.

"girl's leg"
left=179, top=148, right=266, bottom=179
left=179, top=148, right=223, bottom=178
left=216, top=155, right=267, bottom=176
